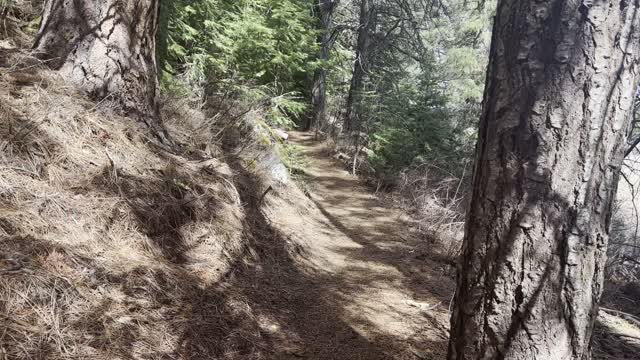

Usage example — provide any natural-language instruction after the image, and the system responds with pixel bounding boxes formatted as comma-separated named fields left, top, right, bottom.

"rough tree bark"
left=449, top=1, right=640, bottom=359
left=305, top=0, right=339, bottom=132
left=34, top=0, right=166, bottom=139
left=343, top=0, right=373, bottom=132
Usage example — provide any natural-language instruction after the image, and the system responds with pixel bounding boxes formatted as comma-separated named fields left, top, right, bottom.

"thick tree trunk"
left=308, top=66, right=328, bottom=131
left=306, top=0, right=338, bottom=132
left=448, top=1, right=640, bottom=359
left=34, top=0, right=165, bottom=137
left=343, top=0, right=372, bottom=133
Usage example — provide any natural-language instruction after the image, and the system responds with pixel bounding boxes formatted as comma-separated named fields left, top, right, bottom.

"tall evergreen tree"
left=449, top=1, right=640, bottom=358
left=306, top=0, right=340, bottom=131
left=344, top=0, right=374, bottom=132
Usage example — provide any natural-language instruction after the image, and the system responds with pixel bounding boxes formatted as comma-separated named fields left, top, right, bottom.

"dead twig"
left=259, top=185, right=273, bottom=205
left=600, top=307, right=640, bottom=327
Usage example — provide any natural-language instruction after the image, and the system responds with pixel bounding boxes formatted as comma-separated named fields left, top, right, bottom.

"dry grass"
left=0, top=48, right=458, bottom=358
left=0, top=50, right=283, bottom=359
left=388, top=165, right=468, bottom=261
left=1, top=0, right=40, bottom=49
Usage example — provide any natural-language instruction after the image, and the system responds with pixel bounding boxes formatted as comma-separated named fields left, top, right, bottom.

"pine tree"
left=34, top=0, right=167, bottom=140
left=449, top=1, right=640, bottom=358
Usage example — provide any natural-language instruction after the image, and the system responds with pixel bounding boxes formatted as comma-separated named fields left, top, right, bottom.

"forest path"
left=282, top=127, right=640, bottom=360
left=263, top=130, right=640, bottom=360
left=261, top=131, right=455, bottom=359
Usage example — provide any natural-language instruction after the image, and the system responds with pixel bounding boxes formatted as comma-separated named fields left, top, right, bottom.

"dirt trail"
left=258, top=132, right=640, bottom=360
left=256, top=131, right=455, bottom=359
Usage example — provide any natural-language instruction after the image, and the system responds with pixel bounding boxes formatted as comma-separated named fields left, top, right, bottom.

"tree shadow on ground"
left=310, top=193, right=455, bottom=303
left=71, top=136, right=420, bottom=358
left=86, top=164, right=216, bottom=264
left=182, top=154, right=399, bottom=360
left=287, top=132, right=456, bottom=358
left=0, top=105, right=448, bottom=359
left=1, top=163, right=392, bottom=359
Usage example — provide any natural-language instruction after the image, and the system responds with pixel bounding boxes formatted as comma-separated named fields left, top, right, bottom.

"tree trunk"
left=448, top=1, right=640, bottom=359
left=34, top=0, right=166, bottom=139
left=306, top=0, right=338, bottom=132
left=343, top=0, right=372, bottom=133
left=308, top=66, right=328, bottom=131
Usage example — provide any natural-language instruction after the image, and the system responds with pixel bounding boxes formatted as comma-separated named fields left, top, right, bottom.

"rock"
left=273, top=129, right=289, bottom=142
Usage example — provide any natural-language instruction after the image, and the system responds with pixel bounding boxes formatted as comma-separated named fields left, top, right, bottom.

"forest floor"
left=268, top=131, right=640, bottom=360
left=256, top=131, right=456, bottom=359
left=1, top=44, right=639, bottom=359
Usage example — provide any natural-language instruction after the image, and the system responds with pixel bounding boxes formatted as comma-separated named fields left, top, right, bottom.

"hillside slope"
left=2, top=46, right=640, bottom=360
left=0, top=47, right=249, bottom=358
left=0, top=45, right=454, bottom=359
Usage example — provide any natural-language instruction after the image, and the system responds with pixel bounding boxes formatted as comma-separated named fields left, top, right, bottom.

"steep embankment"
left=0, top=48, right=248, bottom=358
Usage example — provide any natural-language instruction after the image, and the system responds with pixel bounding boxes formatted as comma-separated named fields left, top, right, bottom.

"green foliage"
left=266, top=93, right=308, bottom=128
left=157, top=0, right=318, bottom=126
left=157, top=0, right=493, bottom=185
left=367, top=75, right=463, bottom=176
left=232, top=85, right=308, bottom=128
left=277, top=143, right=308, bottom=176
left=330, top=0, right=493, bottom=181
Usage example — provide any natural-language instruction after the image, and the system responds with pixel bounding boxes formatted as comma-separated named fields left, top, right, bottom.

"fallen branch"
left=616, top=333, right=640, bottom=341
left=601, top=307, right=640, bottom=327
